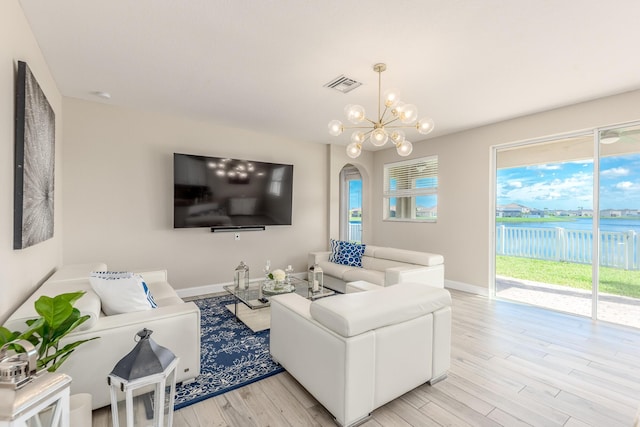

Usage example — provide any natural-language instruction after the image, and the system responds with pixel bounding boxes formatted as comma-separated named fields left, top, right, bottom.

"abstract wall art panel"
left=14, top=61, right=55, bottom=249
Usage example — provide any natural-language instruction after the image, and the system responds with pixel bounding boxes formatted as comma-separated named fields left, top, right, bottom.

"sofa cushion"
left=342, top=268, right=384, bottom=286
left=309, top=283, right=451, bottom=337
left=317, top=261, right=354, bottom=280
left=146, top=281, right=184, bottom=307
left=89, top=272, right=157, bottom=315
left=361, top=256, right=412, bottom=272
left=370, top=247, right=443, bottom=267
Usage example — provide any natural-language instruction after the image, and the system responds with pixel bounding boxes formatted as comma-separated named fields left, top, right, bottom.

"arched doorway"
left=340, top=164, right=362, bottom=242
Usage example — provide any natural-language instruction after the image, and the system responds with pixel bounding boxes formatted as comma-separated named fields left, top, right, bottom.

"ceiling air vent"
left=324, top=75, right=362, bottom=94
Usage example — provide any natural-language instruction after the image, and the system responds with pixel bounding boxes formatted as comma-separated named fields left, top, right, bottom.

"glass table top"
left=223, top=276, right=334, bottom=309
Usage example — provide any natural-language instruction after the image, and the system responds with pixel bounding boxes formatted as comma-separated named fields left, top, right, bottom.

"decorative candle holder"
left=234, top=261, right=250, bottom=291
left=307, top=263, right=323, bottom=297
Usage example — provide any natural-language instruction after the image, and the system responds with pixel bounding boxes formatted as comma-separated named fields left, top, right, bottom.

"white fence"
left=349, top=223, right=362, bottom=243
left=496, top=225, right=640, bottom=270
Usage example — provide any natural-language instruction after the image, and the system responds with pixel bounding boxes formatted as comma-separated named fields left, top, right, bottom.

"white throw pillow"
left=89, top=272, right=157, bottom=315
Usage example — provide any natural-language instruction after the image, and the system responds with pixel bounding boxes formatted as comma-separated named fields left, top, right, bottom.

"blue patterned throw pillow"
left=335, top=241, right=366, bottom=267
left=328, top=238, right=341, bottom=263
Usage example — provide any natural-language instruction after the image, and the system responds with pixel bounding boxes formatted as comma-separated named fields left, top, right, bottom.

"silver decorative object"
left=234, top=261, right=250, bottom=291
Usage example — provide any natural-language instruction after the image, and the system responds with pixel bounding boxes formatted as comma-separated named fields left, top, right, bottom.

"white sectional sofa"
left=3, top=263, right=201, bottom=409
left=309, top=244, right=444, bottom=293
left=270, top=282, right=452, bottom=427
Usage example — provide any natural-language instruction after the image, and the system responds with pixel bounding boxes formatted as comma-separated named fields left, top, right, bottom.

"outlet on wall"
left=234, top=233, right=240, bottom=241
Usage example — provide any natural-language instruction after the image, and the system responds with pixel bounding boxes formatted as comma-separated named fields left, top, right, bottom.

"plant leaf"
left=47, top=312, right=91, bottom=347
left=0, top=327, right=19, bottom=346
left=34, top=295, right=74, bottom=330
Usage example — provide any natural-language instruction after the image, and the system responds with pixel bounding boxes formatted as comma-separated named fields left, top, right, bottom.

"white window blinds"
left=384, top=156, right=438, bottom=197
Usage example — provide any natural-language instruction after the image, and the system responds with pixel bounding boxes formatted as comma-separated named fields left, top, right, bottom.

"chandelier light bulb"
left=417, top=117, right=435, bottom=135
left=399, top=104, right=418, bottom=124
left=345, top=104, right=366, bottom=124
left=328, top=119, right=343, bottom=136
left=346, top=142, right=362, bottom=158
left=383, top=89, right=401, bottom=108
left=390, top=130, right=405, bottom=143
left=370, top=128, right=388, bottom=146
left=396, top=140, right=413, bottom=156
left=351, top=131, right=365, bottom=144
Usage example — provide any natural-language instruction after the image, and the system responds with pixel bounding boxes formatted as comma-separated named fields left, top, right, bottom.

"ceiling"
left=17, top=0, right=640, bottom=150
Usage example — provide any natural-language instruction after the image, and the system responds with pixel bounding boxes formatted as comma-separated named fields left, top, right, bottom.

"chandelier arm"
left=340, top=125, right=377, bottom=130
left=384, top=125, right=415, bottom=129
left=381, top=116, right=402, bottom=127
left=378, top=105, right=390, bottom=124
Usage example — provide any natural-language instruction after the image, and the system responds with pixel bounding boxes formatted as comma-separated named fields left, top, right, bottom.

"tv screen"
left=173, top=153, right=293, bottom=229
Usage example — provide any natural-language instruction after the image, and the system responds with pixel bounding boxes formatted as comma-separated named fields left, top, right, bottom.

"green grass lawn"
left=496, top=256, right=640, bottom=298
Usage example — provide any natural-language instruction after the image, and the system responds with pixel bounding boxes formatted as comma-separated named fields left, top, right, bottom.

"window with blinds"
left=383, top=155, right=438, bottom=221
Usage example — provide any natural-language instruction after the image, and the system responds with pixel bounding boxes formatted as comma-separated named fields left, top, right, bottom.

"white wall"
left=0, top=0, right=63, bottom=324
left=371, top=89, right=640, bottom=292
left=62, top=98, right=328, bottom=290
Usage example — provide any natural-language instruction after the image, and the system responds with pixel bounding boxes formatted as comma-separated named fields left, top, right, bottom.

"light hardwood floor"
left=92, top=290, right=640, bottom=426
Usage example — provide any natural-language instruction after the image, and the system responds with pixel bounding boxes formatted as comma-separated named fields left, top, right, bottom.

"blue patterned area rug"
left=174, top=294, right=284, bottom=410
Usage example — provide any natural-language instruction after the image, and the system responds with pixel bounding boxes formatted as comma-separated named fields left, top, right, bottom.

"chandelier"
left=328, top=63, right=434, bottom=159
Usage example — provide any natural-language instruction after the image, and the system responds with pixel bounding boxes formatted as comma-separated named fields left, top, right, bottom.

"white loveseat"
left=3, top=263, right=201, bottom=409
left=270, top=282, right=452, bottom=427
left=309, top=245, right=444, bottom=293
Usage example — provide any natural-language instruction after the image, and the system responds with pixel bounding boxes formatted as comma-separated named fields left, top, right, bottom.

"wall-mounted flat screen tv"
left=173, top=153, right=293, bottom=229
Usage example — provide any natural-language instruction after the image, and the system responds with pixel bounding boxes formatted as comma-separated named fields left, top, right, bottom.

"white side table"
left=108, top=357, right=179, bottom=427
left=0, top=372, right=71, bottom=427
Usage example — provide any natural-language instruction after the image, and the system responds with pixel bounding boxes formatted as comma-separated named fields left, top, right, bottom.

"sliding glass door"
left=597, top=124, right=640, bottom=327
left=495, top=134, right=595, bottom=318
left=494, top=123, right=640, bottom=328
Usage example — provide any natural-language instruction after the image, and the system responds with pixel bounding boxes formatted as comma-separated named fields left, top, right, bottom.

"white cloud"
left=508, top=180, right=522, bottom=188
left=601, top=167, right=630, bottom=177
left=530, top=164, right=561, bottom=171
left=501, top=171, right=593, bottom=206
left=615, top=181, right=635, bottom=190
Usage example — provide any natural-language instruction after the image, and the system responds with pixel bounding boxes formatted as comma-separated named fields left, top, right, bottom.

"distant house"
left=496, top=203, right=530, bottom=218
left=600, top=209, right=640, bottom=217
left=601, top=209, right=623, bottom=217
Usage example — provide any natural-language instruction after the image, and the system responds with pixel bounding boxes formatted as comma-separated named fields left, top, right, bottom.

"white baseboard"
left=176, top=283, right=227, bottom=299
left=445, top=279, right=490, bottom=297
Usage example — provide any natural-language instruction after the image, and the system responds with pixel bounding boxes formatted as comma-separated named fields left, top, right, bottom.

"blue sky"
left=349, top=180, right=361, bottom=209
left=497, top=154, right=640, bottom=210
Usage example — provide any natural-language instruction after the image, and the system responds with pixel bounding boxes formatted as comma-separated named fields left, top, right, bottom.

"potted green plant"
left=0, top=291, right=98, bottom=372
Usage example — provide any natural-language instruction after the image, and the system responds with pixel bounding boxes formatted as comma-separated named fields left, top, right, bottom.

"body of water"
left=498, top=217, right=640, bottom=234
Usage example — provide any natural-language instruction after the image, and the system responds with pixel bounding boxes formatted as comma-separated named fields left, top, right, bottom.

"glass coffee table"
left=223, top=277, right=335, bottom=319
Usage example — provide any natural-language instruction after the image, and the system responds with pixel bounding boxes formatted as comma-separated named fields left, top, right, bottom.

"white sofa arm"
left=134, top=269, right=168, bottom=283
left=308, top=251, right=331, bottom=267
left=59, top=302, right=201, bottom=409
left=385, top=264, right=444, bottom=288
